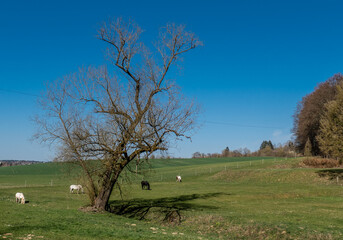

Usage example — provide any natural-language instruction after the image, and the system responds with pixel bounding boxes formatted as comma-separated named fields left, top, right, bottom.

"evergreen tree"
left=317, top=82, right=343, bottom=163
left=293, top=73, right=343, bottom=156
left=268, top=140, right=274, bottom=150
left=222, top=147, right=230, bottom=157
left=260, top=140, right=274, bottom=150
left=304, top=138, right=312, bottom=157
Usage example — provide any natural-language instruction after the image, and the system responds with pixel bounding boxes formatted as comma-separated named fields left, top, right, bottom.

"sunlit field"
left=0, top=157, right=342, bottom=239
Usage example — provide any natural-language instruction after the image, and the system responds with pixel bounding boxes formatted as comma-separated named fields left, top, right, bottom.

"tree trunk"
left=93, top=173, right=118, bottom=211
left=94, top=189, right=112, bottom=210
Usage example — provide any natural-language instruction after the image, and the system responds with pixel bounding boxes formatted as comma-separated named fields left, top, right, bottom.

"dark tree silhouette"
left=260, top=140, right=274, bottom=150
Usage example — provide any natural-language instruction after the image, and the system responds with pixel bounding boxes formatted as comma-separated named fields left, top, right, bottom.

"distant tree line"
left=0, top=160, right=42, bottom=167
left=293, top=73, right=343, bottom=163
left=192, top=140, right=296, bottom=159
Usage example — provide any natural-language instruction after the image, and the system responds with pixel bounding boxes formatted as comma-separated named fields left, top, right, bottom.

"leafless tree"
left=34, top=18, right=202, bottom=211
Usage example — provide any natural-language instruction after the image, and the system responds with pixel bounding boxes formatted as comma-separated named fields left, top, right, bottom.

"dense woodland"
left=293, top=73, right=343, bottom=163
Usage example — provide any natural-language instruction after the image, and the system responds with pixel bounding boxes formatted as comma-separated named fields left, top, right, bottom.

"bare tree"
left=34, top=18, right=202, bottom=211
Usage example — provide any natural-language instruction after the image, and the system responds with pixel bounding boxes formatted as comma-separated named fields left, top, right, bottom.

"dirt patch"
left=79, top=206, right=104, bottom=213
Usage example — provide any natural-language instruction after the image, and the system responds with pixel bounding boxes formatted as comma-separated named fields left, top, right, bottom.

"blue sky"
left=1, top=0, right=343, bottom=161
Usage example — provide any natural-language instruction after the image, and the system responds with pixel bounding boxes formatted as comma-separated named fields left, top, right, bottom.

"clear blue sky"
left=1, top=0, right=343, bottom=161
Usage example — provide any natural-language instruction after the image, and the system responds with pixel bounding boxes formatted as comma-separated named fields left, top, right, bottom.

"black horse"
left=141, top=180, right=151, bottom=190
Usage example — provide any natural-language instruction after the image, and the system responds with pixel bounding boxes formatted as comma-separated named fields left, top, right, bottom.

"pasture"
left=0, top=157, right=342, bottom=239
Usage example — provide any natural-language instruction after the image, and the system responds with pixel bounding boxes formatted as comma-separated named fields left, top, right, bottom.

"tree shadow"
left=317, top=169, right=343, bottom=180
left=108, top=192, right=228, bottom=224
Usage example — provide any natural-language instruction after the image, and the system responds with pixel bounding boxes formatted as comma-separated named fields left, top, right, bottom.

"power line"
left=204, top=120, right=288, bottom=129
left=0, top=88, right=40, bottom=97
left=0, top=88, right=290, bottom=130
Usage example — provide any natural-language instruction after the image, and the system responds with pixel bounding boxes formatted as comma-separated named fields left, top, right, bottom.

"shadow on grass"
left=108, top=192, right=228, bottom=224
left=317, top=169, right=343, bottom=180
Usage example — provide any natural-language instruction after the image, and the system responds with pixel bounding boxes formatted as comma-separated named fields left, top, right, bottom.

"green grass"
left=0, top=157, right=342, bottom=239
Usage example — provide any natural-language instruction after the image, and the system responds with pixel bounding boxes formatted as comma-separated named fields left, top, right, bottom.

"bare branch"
left=35, top=17, right=201, bottom=211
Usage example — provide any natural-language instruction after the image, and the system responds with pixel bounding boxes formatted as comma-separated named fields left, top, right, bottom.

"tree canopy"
left=259, top=140, right=274, bottom=150
left=304, top=138, right=312, bottom=157
left=292, top=73, right=343, bottom=155
left=317, top=82, right=343, bottom=163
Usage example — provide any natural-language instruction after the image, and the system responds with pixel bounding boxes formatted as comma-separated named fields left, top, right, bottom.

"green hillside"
left=0, top=162, right=64, bottom=175
left=0, top=157, right=342, bottom=239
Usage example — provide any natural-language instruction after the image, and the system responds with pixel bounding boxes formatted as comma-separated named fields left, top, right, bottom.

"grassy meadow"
left=0, top=157, right=342, bottom=239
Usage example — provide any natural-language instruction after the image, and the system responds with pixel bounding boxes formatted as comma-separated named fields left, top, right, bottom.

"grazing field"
left=0, top=157, right=342, bottom=239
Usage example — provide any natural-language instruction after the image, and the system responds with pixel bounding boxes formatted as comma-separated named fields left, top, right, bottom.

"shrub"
left=301, top=157, right=341, bottom=168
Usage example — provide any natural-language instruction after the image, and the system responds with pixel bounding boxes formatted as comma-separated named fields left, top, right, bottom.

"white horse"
left=15, top=192, right=25, bottom=204
left=176, top=176, right=182, bottom=182
left=70, top=184, right=84, bottom=194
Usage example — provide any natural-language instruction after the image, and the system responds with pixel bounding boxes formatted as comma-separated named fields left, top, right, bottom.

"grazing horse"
left=70, top=184, right=84, bottom=194
left=141, top=180, right=151, bottom=190
left=176, top=175, right=182, bottom=182
left=15, top=192, right=25, bottom=204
